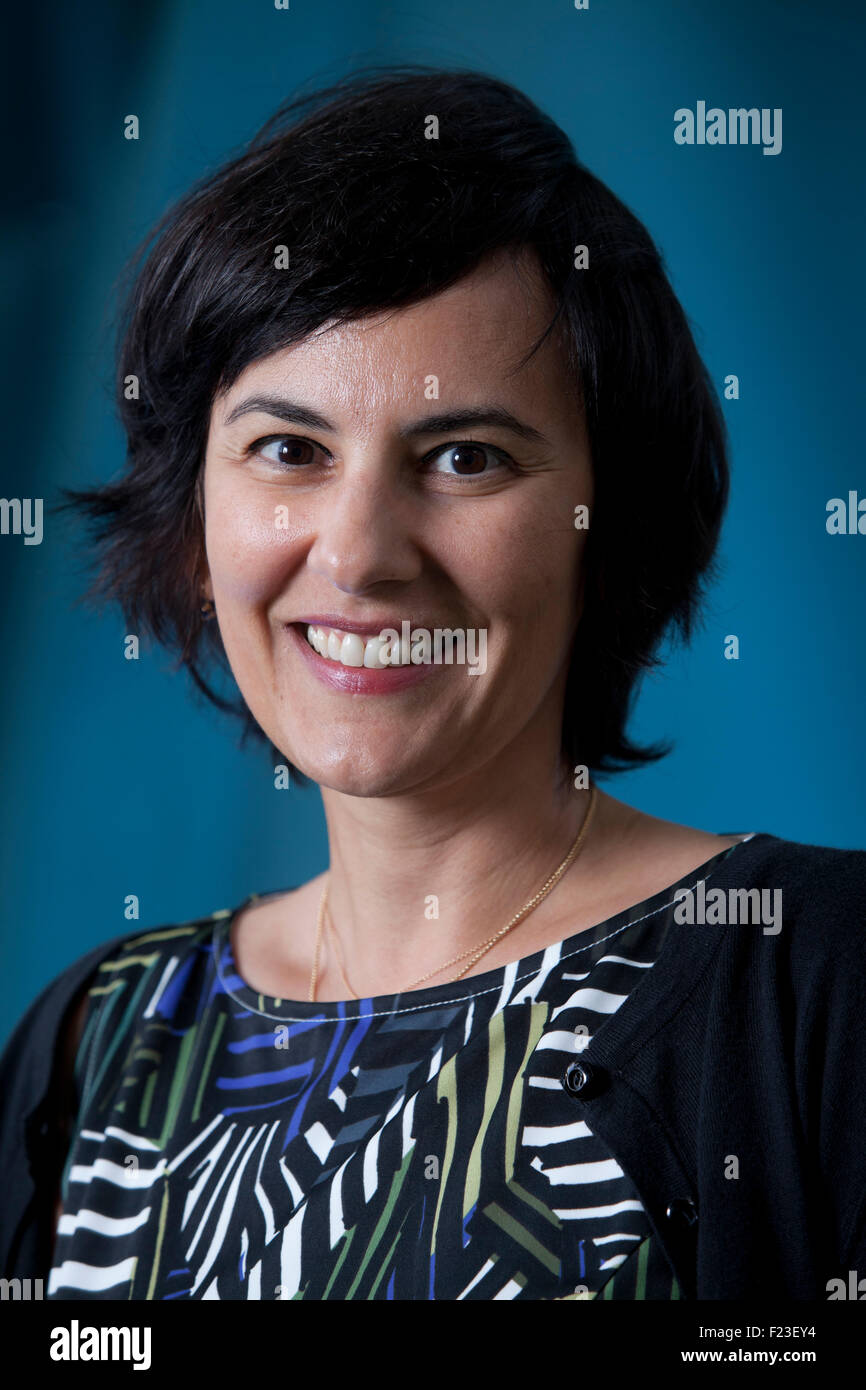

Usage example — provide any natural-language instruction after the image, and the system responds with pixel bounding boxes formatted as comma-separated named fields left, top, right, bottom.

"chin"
left=290, top=738, right=448, bottom=799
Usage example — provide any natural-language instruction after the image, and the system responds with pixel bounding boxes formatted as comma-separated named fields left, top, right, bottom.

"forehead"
left=213, top=251, right=572, bottom=425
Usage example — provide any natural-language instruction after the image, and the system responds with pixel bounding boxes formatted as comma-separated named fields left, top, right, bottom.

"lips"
left=284, top=622, right=444, bottom=695
left=293, top=614, right=419, bottom=637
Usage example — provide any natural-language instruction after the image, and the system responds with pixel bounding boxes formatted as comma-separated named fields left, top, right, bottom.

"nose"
left=305, top=466, right=423, bottom=594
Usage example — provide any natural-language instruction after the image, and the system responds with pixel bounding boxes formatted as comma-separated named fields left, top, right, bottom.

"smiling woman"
left=197, top=248, right=593, bottom=796
left=1, top=64, right=864, bottom=1304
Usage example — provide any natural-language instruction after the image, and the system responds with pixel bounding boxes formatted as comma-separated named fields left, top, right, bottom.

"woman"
left=1, top=66, right=864, bottom=1302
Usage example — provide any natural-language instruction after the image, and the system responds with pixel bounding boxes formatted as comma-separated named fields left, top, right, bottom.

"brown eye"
left=268, top=437, right=317, bottom=468
left=448, top=445, right=487, bottom=474
left=428, top=443, right=510, bottom=478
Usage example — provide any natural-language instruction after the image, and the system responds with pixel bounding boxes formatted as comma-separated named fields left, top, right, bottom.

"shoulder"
left=0, top=900, right=239, bottom=1274
left=716, top=831, right=866, bottom=975
left=724, top=831, right=866, bottom=908
left=85, top=912, right=227, bottom=1007
left=737, top=828, right=866, bottom=877
left=0, top=905, right=231, bottom=1115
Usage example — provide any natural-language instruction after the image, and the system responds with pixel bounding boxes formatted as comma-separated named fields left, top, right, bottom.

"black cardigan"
left=1, top=831, right=865, bottom=1299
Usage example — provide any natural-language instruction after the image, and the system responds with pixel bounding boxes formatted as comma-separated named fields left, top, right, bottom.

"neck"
left=318, top=725, right=604, bottom=994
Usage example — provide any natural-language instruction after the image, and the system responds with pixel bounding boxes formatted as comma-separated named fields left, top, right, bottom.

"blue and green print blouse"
left=47, top=840, right=745, bottom=1300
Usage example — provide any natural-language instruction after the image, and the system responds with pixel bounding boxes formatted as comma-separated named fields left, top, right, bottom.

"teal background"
left=2, top=0, right=864, bottom=1042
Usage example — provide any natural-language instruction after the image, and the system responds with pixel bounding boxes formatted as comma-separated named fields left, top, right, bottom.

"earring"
left=200, top=598, right=215, bottom=620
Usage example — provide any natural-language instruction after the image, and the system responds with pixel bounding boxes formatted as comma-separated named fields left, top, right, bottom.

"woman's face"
left=201, top=250, right=593, bottom=797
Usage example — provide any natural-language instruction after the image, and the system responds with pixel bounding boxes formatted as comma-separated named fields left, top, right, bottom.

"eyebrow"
left=222, top=394, right=551, bottom=446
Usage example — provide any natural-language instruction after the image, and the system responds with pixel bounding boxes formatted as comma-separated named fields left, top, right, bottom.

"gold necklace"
left=326, top=904, right=360, bottom=998
left=308, top=786, right=597, bottom=1003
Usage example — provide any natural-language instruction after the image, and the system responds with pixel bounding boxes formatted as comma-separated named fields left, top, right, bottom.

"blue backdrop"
left=2, top=0, right=863, bottom=1043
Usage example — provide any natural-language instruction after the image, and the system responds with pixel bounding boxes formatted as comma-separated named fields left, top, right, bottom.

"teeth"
left=306, top=624, right=390, bottom=669
left=340, top=633, right=364, bottom=667
left=363, top=639, right=386, bottom=669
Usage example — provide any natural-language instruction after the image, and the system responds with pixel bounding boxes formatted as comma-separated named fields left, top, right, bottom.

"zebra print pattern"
left=47, top=842, right=744, bottom=1300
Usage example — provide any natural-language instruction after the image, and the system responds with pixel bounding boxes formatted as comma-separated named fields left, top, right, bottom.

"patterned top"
left=47, top=839, right=748, bottom=1301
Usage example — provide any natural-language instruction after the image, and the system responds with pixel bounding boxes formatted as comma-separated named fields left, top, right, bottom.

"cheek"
left=204, top=490, right=301, bottom=606
left=455, top=502, right=585, bottom=634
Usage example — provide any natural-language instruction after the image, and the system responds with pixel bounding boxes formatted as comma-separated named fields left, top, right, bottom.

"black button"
left=563, top=1060, right=606, bottom=1099
left=665, top=1197, right=698, bottom=1227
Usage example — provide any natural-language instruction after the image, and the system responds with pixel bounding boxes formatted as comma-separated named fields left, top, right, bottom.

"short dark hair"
left=56, top=63, right=729, bottom=777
